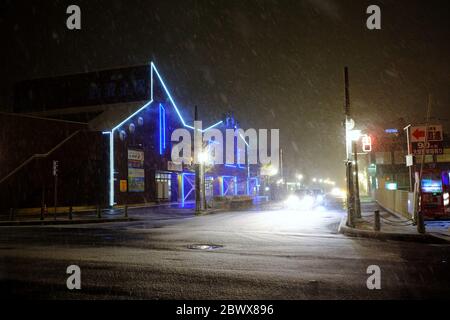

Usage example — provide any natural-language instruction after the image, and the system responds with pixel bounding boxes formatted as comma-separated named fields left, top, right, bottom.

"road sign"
left=412, top=141, right=444, bottom=156
left=410, top=125, right=443, bottom=142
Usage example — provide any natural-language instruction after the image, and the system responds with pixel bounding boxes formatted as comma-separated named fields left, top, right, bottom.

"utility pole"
left=344, top=67, right=355, bottom=227
left=202, top=141, right=207, bottom=210
left=415, top=95, right=432, bottom=234
left=53, top=160, right=59, bottom=220
left=280, top=148, right=285, bottom=193
left=403, top=124, right=414, bottom=192
left=194, top=106, right=205, bottom=214
left=353, top=140, right=361, bottom=218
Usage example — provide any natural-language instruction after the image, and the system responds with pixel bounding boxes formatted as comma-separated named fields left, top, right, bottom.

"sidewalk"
left=339, top=200, right=450, bottom=243
left=0, top=201, right=227, bottom=226
left=0, top=207, right=135, bottom=226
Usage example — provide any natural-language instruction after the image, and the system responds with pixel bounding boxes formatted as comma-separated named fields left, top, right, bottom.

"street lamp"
left=198, top=151, right=209, bottom=164
left=348, top=129, right=362, bottom=142
left=267, top=165, right=278, bottom=177
left=347, top=129, right=363, bottom=219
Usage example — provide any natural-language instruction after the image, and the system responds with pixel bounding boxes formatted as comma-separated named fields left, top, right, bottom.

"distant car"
left=311, top=189, right=327, bottom=206
left=285, top=189, right=324, bottom=209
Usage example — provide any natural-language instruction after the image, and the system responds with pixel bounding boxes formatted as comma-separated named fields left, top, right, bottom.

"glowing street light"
left=297, top=174, right=304, bottom=181
left=267, top=165, right=278, bottom=177
left=348, top=129, right=362, bottom=142
left=198, top=151, right=209, bottom=164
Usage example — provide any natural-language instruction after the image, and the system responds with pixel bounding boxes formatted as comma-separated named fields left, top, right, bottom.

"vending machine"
left=419, top=169, right=450, bottom=219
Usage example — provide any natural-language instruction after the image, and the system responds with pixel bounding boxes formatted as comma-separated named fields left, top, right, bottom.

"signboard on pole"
left=410, top=125, right=443, bottom=142
left=120, top=180, right=128, bottom=193
left=412, top=141, right=444, bottom=156
left=410, top=124, right=444, bottom=156
left=406, top=154, right=414, bottom=167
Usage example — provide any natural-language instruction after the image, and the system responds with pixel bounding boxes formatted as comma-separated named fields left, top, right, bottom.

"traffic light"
left=362, top=135, right=372, bottom=152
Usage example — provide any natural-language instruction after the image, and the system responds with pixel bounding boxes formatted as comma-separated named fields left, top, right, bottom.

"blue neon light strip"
left=181, top=172, right=195, bottom=206
left=159, top=104, right=166, bottom=155
left=151, top=62, right=223, bottom=133
left=181, top=173, right=185, bottom=206
left=221, top=175, right=237, bottom=196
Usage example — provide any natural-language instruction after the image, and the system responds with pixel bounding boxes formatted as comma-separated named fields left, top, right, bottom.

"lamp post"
left=353, top=140, right=361, bottom=218
left=194, top=105, right=203, bottom=214
left=297, top=174, right=303, bottom=188
left=344, top=66, right=355, bottom=227
left=198, top=150, right=209, bottom=212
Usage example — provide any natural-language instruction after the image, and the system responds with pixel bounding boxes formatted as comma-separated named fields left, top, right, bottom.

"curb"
left=338, top=214, right=449, bottom=244
left=0, top=217, right=136, bottom=227
left=195, top=209, right=226, bottom=216
left=7, top=201, right=184, bottom=216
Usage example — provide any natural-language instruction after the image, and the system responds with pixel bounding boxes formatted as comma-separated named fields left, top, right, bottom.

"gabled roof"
left=88, top=62, right=223, bottom=133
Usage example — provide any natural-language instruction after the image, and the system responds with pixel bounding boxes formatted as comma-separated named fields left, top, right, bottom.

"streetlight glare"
left=198, top=151, right=209, bottom=164
left=348, top=130, right=362, bottom=141
left=268, top=166, right=278, bottom=176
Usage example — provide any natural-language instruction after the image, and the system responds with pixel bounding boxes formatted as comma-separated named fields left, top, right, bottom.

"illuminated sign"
left=421, top=179, right=442, bottom=193
left=120, top=180, right=127, bottom=193
left=128, top=149, right=145, bottom=192
left=411, top=125, right=443, bottom=142
left=385, top=182, right=398, bottom=190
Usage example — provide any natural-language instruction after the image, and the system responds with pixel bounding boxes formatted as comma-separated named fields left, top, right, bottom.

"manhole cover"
left=187, top=244, right=223, bottom=250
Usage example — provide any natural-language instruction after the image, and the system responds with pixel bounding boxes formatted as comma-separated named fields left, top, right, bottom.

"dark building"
left=0, top=62, right=261, bottom=214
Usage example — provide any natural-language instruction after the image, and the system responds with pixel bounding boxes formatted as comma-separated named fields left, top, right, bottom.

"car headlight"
left=285, top=195, right=300, bottom=207
left=300, top=195, right=315, bottom=208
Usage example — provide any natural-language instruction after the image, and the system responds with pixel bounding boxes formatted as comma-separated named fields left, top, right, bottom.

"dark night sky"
left=1, top=0, right=450, bottom=184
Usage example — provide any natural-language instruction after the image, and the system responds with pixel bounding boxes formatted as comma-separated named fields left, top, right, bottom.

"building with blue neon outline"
left=1, top=62, right=261, bottom=211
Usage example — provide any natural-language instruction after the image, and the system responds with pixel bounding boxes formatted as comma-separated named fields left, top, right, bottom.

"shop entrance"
left=156, top=171, right=171, bottom=201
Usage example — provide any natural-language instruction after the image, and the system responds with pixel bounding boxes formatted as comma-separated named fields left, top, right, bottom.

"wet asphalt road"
left=0, top=201, right=449, bottom=299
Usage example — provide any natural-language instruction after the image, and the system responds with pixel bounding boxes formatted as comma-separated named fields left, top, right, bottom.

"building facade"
left=0, top=62, right=261, bottom=213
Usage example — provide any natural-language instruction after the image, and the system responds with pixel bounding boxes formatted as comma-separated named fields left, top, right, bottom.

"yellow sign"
left=120, top=180, right=128, bottom=193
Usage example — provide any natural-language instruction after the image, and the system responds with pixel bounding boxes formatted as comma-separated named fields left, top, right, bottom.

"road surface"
left=0, top=201, right=449, bottom=299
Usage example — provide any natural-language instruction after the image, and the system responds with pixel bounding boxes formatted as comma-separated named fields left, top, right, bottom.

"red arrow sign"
left=412, top=128, right=425, bottom=140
